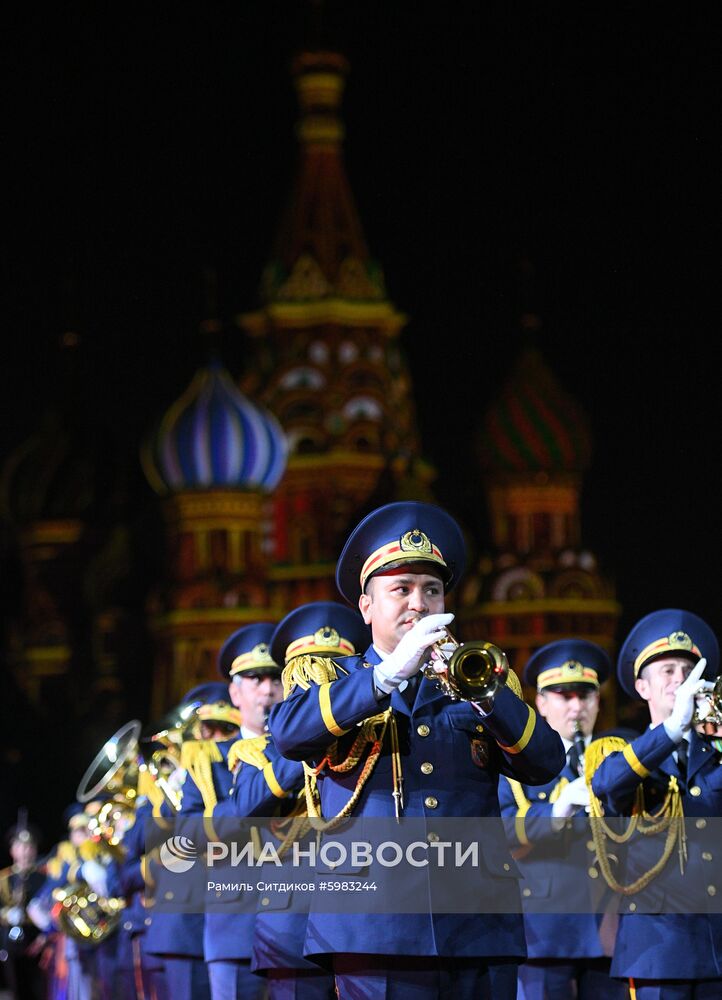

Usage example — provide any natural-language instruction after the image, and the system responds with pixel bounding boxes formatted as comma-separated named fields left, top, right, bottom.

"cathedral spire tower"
left=240, top=49, right=430, bottom=607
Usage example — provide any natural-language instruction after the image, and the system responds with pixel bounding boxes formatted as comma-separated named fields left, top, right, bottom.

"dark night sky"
left=3, top=3, right=721, bottom=647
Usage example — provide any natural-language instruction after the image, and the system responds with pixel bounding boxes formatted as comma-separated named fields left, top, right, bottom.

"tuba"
left=51, top=878, right=125, bottom=944
left=422, top=629, right=510, bottom=701
left=76, top=719, right=142, bottom=808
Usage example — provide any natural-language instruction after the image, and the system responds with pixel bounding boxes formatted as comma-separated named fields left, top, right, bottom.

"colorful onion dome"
left=142, top=358, right=288, bottom=495
left=478, top=347, right=591, bottom=473
left=1, top=411, right=101, bottom=525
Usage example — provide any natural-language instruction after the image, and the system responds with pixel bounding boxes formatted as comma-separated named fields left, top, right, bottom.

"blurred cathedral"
left=0, top=46, right=620, bottom=832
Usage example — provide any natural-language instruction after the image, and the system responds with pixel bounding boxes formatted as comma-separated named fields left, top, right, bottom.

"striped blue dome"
left=142, top=359, right=288, bottom=494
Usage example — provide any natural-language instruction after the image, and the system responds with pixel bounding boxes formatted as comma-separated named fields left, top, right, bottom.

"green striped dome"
left=479, top=348, right=591, bottom=472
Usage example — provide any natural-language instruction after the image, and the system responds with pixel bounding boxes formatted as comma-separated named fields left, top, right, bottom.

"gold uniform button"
left=703, top=852, right=713, bottom=861
left=588, top=868, right=599, bottom=879
left=586, top=841, right=595, bottom=852
left=427, top=832, right=440, bottom=843
left=708, top=886, right=717, bottom=897
left=475, top=724, right=485, bottom=733
left=628, top=902, right=637, bottom=912
left=538, top=792, right=547, bottom=800
left=144, top=917, right=151, bottom=926
left=425, top=796, right=439, bottom=809
left=164, top=891, right=174, bottom=901
left=421, top=762, right=434, bottom=775
left=690, top=786, right=702, bottom=797
left=123, top=921, right=132, bottom=931
left=503, top=863, right=510, bottom=871
left=417, top=724, right=430, bottom=737
left=261, top=897, right=270, bottom=906
left=696, top=819, right=707, bottom=829
left=522, top=888, right=532, bottom=897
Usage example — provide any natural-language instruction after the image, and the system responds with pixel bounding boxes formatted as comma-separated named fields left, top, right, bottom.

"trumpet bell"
left=423, top=632, right=510, bottom=702
left=446, top=641, right=509, bottom=701
left=693, top=675, right=722, bottom=728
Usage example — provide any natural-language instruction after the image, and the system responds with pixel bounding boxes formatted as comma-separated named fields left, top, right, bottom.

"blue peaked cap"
left=524, top=639, right=611, bottom=691
left=336, top=501, right=466, bottom=606
left=217, top=623, right=280, bottom=680
left=617, top=608, right=719, bottom=699
left=270, top=601, right=371, bottom=666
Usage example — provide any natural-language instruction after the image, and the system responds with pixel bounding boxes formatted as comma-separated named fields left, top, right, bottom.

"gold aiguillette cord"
left=389, top=713, right=404, bottom=820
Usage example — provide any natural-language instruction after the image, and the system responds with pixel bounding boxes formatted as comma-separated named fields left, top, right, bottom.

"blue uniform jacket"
left=214, top=733, right=327, bottom=973
left=591, top=726, right=722, bottom=980
left=145, top=738, right=242, bottom=961
left=499, top=751, right=614, bottom=959
left=270, top=648, right=565, bottom=959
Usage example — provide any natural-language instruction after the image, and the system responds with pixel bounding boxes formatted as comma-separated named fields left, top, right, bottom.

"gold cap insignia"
left=561, top=660, right=585, bottom=679
left=314, top=626, right=340, bottom=648
left=400, top=529, right=433, bottom=555
left=669, top=631, right=693, bottom=650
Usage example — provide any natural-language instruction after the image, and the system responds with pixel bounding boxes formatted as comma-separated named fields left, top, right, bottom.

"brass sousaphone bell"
left=422, top=629, right=510, bottom=701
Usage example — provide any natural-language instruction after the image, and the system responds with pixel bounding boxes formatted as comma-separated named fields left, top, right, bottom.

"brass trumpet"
left=422, top=629, right=509, bottom=701
left=692, top=675, right=722, bottom=729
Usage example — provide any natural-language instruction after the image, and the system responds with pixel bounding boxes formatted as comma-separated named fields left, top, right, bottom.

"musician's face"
left=635, top=655, right=693, bottom=725
left=10, top=838, right=36, bottom=870
left=229, top=672, right=283, bottom=736
left=359, top=566, right=445, bottom=655
left=535, top=687, right=600, bottom=741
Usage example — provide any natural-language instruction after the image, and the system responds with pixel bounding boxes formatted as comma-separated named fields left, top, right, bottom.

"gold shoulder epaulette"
left=504, top=670, right=523, bottom=699
left=46, top=840, right=75, bottom=879
left=227, top=735, right=270, bottom=772
left=181, top=738, right=223, bottom=814
left=584, top=735, right=628, bottom=785
left=180, top=738, right=223, bottom=771
left=282, top=653, right=341, bottom=698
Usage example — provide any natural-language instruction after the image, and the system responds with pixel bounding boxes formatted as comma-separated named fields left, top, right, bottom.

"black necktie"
left=402, top=673, right=419, bottom=710
left=567, top=744, right=581, bottom=775
left=676, top=740, right=688, bottom=779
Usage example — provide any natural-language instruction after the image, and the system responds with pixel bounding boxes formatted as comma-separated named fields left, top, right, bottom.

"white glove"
left=373, top=613, right=454, bottom=694
left=5, top=905, right=24, bottom=926
left=663, top=659, right=710, bottom=743
left=80, top=859, right=108, bottom=897
left=27, top=898, right=52, bottom=932
left=551, top=776, right=590, bottom=821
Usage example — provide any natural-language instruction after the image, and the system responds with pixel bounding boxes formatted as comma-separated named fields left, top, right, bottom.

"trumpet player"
left=498, top=639, right=625, bottom=999
left=590, top=609, right=722, bottom=999
left=270, top=501, right=565, bottom=1000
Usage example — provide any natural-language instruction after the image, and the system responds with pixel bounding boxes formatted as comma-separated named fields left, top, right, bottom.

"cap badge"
left=561, top=660, right=585, bottom=680
left=400, top=529, right=433, bottom=556
left=252, top=642, right=270, bottom=662
left=314, top=626, right=340, bottom=648
left=669, top=631, right=693, bottom=650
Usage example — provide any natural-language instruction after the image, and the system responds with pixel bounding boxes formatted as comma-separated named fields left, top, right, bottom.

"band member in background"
left=200, top=625, right=283, bottom=1000
left=590, top=609, right=722, bottom=999
left=0, top=818, right=46, bottom=1000
left=214, top=600, right=370, bottom=1000
left=144, top=681, right=240, bottom=1000
left=498, top=639, right=626, bottom=1000
left=270, top=501, right=565, bottom=1000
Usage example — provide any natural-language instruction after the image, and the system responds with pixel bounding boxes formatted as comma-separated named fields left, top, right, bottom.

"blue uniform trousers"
left=206, top=958, right=265, bottom=1000
left=629, top=982, right=722, bottom=1000
left=518, top=958, right=626, bottom=1000
left=163, top=956, right=211, bottom=1000
left=333, top=955, right=519, bottom=1000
